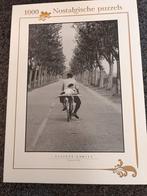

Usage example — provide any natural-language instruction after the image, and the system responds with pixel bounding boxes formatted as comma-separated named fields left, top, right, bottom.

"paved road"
left=26, top=80, right=124, bottom=152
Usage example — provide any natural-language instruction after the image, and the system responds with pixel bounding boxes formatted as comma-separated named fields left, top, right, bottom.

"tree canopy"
left=70, top=20, right=119, bottom=75
left=28, top=24, right=65, bottom=75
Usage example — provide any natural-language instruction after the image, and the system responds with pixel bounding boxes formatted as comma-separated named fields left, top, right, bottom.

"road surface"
left=26, top=80, right=124, bottom=152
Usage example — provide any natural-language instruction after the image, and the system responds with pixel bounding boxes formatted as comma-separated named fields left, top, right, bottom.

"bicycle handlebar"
left=58, top=94, right=81, bottom=97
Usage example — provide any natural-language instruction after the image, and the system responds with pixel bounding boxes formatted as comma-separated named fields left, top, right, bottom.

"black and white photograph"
left=25, top=20, right=124, bottom=152
left=3, top=0, right=147, bottom=184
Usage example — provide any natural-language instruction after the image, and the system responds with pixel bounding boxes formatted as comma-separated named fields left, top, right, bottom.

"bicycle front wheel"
left=66, top=102, right=70, bottom=122
left=67, top=108, right=70, bottom=122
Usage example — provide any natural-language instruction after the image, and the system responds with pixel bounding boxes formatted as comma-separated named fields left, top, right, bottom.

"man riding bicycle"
left=60, top=73, right=81, bottom=119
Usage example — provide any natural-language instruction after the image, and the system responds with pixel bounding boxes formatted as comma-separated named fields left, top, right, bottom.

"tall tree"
left=28, top=24, right=65, bottom=88
left=70, top=20, right=120, bottom=92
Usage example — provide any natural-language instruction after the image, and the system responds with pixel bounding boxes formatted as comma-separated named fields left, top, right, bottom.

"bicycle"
left=59, top=94, right=81, bottom=122
left=59, top=95, right=74, bottom=122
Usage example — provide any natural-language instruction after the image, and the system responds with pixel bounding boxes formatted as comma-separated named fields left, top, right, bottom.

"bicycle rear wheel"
left=66, top=100, right=70, bottom=122
left=65, top=97, right=73, bottom=122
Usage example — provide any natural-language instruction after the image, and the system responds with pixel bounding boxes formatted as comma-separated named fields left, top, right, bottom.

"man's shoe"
left=62, top=106, right=67, bottom=111
left=72, top=113, right=79, bottom=119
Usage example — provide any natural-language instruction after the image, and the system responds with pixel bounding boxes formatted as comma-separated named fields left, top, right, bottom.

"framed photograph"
left=3, top=0, right=147, bottom=184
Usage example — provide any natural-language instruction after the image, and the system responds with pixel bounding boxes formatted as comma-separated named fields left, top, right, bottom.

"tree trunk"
left=117, top=78, right=121, bottom=95
left=85, top=70, right=88, bottom=85
left=94, top=68, right=98, bottom=86
left=37, top=67, right=42, bottom=87
left=79, top=72, right=82, bottom=82
left=47, top=71, right=50, bottom=81
left=112, top=60, right=121, bottom=95
left=90, top=70, right=93, bottom=85
left=107, top=62, right=114, bottom=90
left=42, top=69, right=46, bottom=85
left=91, top=68, right=95, bottom=85
left=83, top=71, right=85, bottom=84
left=28, top=69, right=33, bottom=89
left=41, top=69, right=44, bottom=86
left=99, top=69, right=105, bottom=88
left=81, top=72, right=84, bottom=83
left=116, top=60, right=121, bottom=95
left=33, top=69, right=38, bottom=88
left=88, top=70, right=91, bottom=84
left=45, top=68, right=48, bottom=84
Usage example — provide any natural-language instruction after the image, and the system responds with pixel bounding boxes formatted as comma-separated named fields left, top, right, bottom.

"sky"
left=60, top=23, right=76, bottom=69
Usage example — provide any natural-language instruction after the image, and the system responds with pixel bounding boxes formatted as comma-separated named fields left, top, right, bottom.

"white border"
left=3, top=0, right=147, bottom=184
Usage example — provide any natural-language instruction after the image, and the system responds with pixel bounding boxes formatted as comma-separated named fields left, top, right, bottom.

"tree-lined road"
left=26, top=80, right=124, bottom=152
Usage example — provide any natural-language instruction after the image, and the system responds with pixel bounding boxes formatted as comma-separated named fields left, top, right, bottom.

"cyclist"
left=60, top=73, right=81, bottom=119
